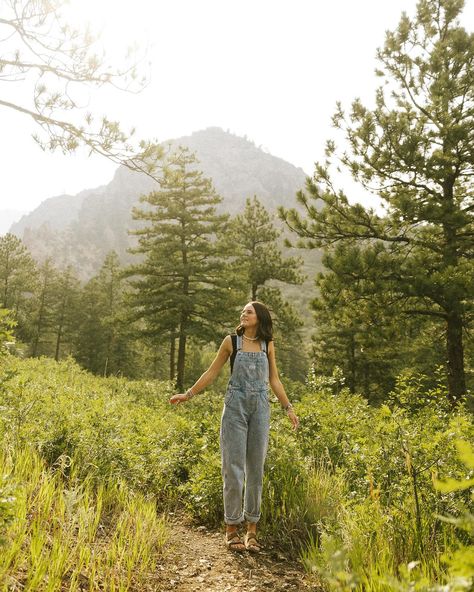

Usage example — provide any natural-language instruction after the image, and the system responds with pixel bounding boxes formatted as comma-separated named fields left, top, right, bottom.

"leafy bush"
left=0, top=355, right=472, bottom=590
left=298, top=375, right=473, bottom=589
left=433, top=440, right=474, bottom=590
left=179, top=449, right=223, bottom=526
left=0, top=308, right=15, bottom=357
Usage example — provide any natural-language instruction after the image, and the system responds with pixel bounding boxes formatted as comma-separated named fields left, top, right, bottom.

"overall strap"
left=229, top=334, right=240, bottom=374
left=263, top=339, right=270, bottom=360
left=230, top=335, right=269, bottom=374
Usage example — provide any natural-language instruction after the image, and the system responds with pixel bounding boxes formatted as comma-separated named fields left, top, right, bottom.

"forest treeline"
left=0, top=152, right=306, bottom=390
left=280, top=0, right=474, bottom=405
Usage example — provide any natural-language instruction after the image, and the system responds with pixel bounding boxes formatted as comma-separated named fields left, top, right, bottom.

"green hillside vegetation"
left=0, top=192, right=310, bottom=385
left=0, top=356, right=472, bottom=590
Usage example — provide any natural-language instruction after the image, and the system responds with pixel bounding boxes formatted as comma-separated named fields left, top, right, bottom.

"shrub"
left=0, top=355, right=472, bottom=590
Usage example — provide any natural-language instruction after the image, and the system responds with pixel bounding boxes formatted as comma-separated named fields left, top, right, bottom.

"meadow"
left=0, top=356, right=472, bottom=590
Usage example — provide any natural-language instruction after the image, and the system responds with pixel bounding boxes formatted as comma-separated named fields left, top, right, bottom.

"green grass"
left=0, top=446, right=167, bottom=591
left=0, top=355, right=472, bottom=591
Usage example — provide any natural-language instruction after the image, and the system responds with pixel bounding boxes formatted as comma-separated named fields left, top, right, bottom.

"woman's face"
left=240, top=303, right=258, bottom=330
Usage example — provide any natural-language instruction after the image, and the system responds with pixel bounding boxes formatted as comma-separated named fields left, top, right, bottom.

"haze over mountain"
left=0, top=209, right=28, bottom=236
left=10, top=127, right=313, bottom=278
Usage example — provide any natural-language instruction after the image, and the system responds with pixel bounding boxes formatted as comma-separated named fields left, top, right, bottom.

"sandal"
left=225, top=531, right=245, bottom=552
left=244, top=532, right=262, bottom=553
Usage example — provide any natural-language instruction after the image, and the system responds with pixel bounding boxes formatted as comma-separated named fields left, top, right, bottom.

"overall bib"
left=220, top=335, right=270, bottom=525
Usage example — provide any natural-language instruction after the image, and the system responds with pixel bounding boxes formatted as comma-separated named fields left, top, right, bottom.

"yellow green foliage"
left=0, top=356, right=472, bottom=590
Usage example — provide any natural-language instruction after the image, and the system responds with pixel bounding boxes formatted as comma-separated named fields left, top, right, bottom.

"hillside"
left=9, top=127, right=322, bottom=327
left=10, top=128, right=311, bottom=273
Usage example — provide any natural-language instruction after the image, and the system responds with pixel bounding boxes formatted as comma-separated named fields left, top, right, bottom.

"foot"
left=225, top=529, right=245, bottom=552
left=244, top=531, right=262, bottom=553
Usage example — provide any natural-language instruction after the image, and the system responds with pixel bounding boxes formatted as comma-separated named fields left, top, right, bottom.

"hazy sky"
left=2, top=0, right=474, bottom=215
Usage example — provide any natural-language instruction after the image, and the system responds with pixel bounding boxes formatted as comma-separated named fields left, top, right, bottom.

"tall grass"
left=0, top=356, right=472, bottom=591
left=0, top=446, right=167, bottom=591
left=294, top=384, right=473, bottom=590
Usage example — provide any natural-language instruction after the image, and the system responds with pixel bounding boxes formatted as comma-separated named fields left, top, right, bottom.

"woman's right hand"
left=169, top=393, right=189, bottom=405
left=287, top=409, right=300, bottom=430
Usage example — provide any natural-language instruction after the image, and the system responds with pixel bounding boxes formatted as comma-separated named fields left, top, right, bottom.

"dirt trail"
left=152, top=516, right=319, bottom=592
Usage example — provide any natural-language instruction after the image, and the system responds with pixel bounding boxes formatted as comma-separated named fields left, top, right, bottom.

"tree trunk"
left=54, top=293, right=67, bottom=362
left=169, top=332, right=176, bottom=381
left=32, top=285, right=46, bottom=357
left=54, top=324, right=62, bottom=361
left=441, top=180, right=466, bottom=405
left=2, top=276, right=8, bottom=308
left=104, top=331, right=115, bottom=376
left=347, top=331, right=356, bottom=393
left=446, top=311, right=466, bottom=405
left=363, top=360, right=369, bottom=396
left=2, top=251, right=10, bottom=308
left=176, top=319, right=187, bottom=392
left=252, top=284, right=258, bottom=301
left=178, top=223, right=189, bottom=391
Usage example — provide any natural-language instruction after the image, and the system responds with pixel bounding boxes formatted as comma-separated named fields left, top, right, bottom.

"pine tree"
left=227, top=196, right=306, bottom=379
left=280, top=0, right=474, bottom=404
left=0, top=308, right=15, bottom=356
left=311, top=244, right=445, bottom=398
left=0, top=234, right=36, bottom=309
left=128, top=147, right=239, bottom=390
left=53, top=266, right=81, bottom=361
left=228, top=196, right=305, bottom=300
left=73, top=276, right=107, bottom=374
left=98, top=251, right=136, bottom=376
left=74, top=251, right=132, bottom=375
left=30, top=258, right=58, bottom=357
left=0, top=234, right=37, bottom=342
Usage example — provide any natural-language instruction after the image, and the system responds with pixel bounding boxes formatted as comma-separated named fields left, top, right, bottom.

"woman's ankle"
left=246, top=522, right=257, bottom=533
left=226, top=524, right=238, bottom=533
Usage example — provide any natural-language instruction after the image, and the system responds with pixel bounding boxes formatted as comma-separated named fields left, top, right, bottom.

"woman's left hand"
left=287, top=409, right=299, bottom=430
left=169, top=393, right=189, bottom=405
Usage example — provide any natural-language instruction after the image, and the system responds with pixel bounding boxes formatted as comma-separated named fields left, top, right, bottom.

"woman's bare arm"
left=268, top=341, right=299, bottom=429
left=170, top=336, right=232, bottom=404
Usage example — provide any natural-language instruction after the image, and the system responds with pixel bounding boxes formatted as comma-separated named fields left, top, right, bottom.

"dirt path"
left=152, top=516, right=319, bottom=592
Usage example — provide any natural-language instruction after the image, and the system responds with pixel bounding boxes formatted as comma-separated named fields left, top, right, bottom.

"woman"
left=170, top=301, right=299, bottom=553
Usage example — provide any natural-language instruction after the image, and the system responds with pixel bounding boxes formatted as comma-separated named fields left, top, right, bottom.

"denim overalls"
left=220, top=334, right=270, bottom=525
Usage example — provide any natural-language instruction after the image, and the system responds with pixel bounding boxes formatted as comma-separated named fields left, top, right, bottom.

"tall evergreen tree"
left=30, top=258, right=58, bottom=357
left=128, top=147, right=239, bottom=390
left=0, top=234, right=36, bottom=310
left=74, top=278, right=107, bottom=374
left=0, top=308, right=15, bottom=357
left=228, top=196, right=304, bottom=299
left=53, top=266, right=81, bottom=361
left=0, top=234, right=37, bottom=342
left=99, top=252, right=122, bottom=375
left=281, top=0, right=474, bottom=404
left=74, top=251, right=133, bottom=376
left=227, top=196, right=307, bottom=379
left=311, top=244, right=445, bottom=398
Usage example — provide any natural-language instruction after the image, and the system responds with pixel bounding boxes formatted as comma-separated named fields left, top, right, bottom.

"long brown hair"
left=236, top=301, right=273, bottom=342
